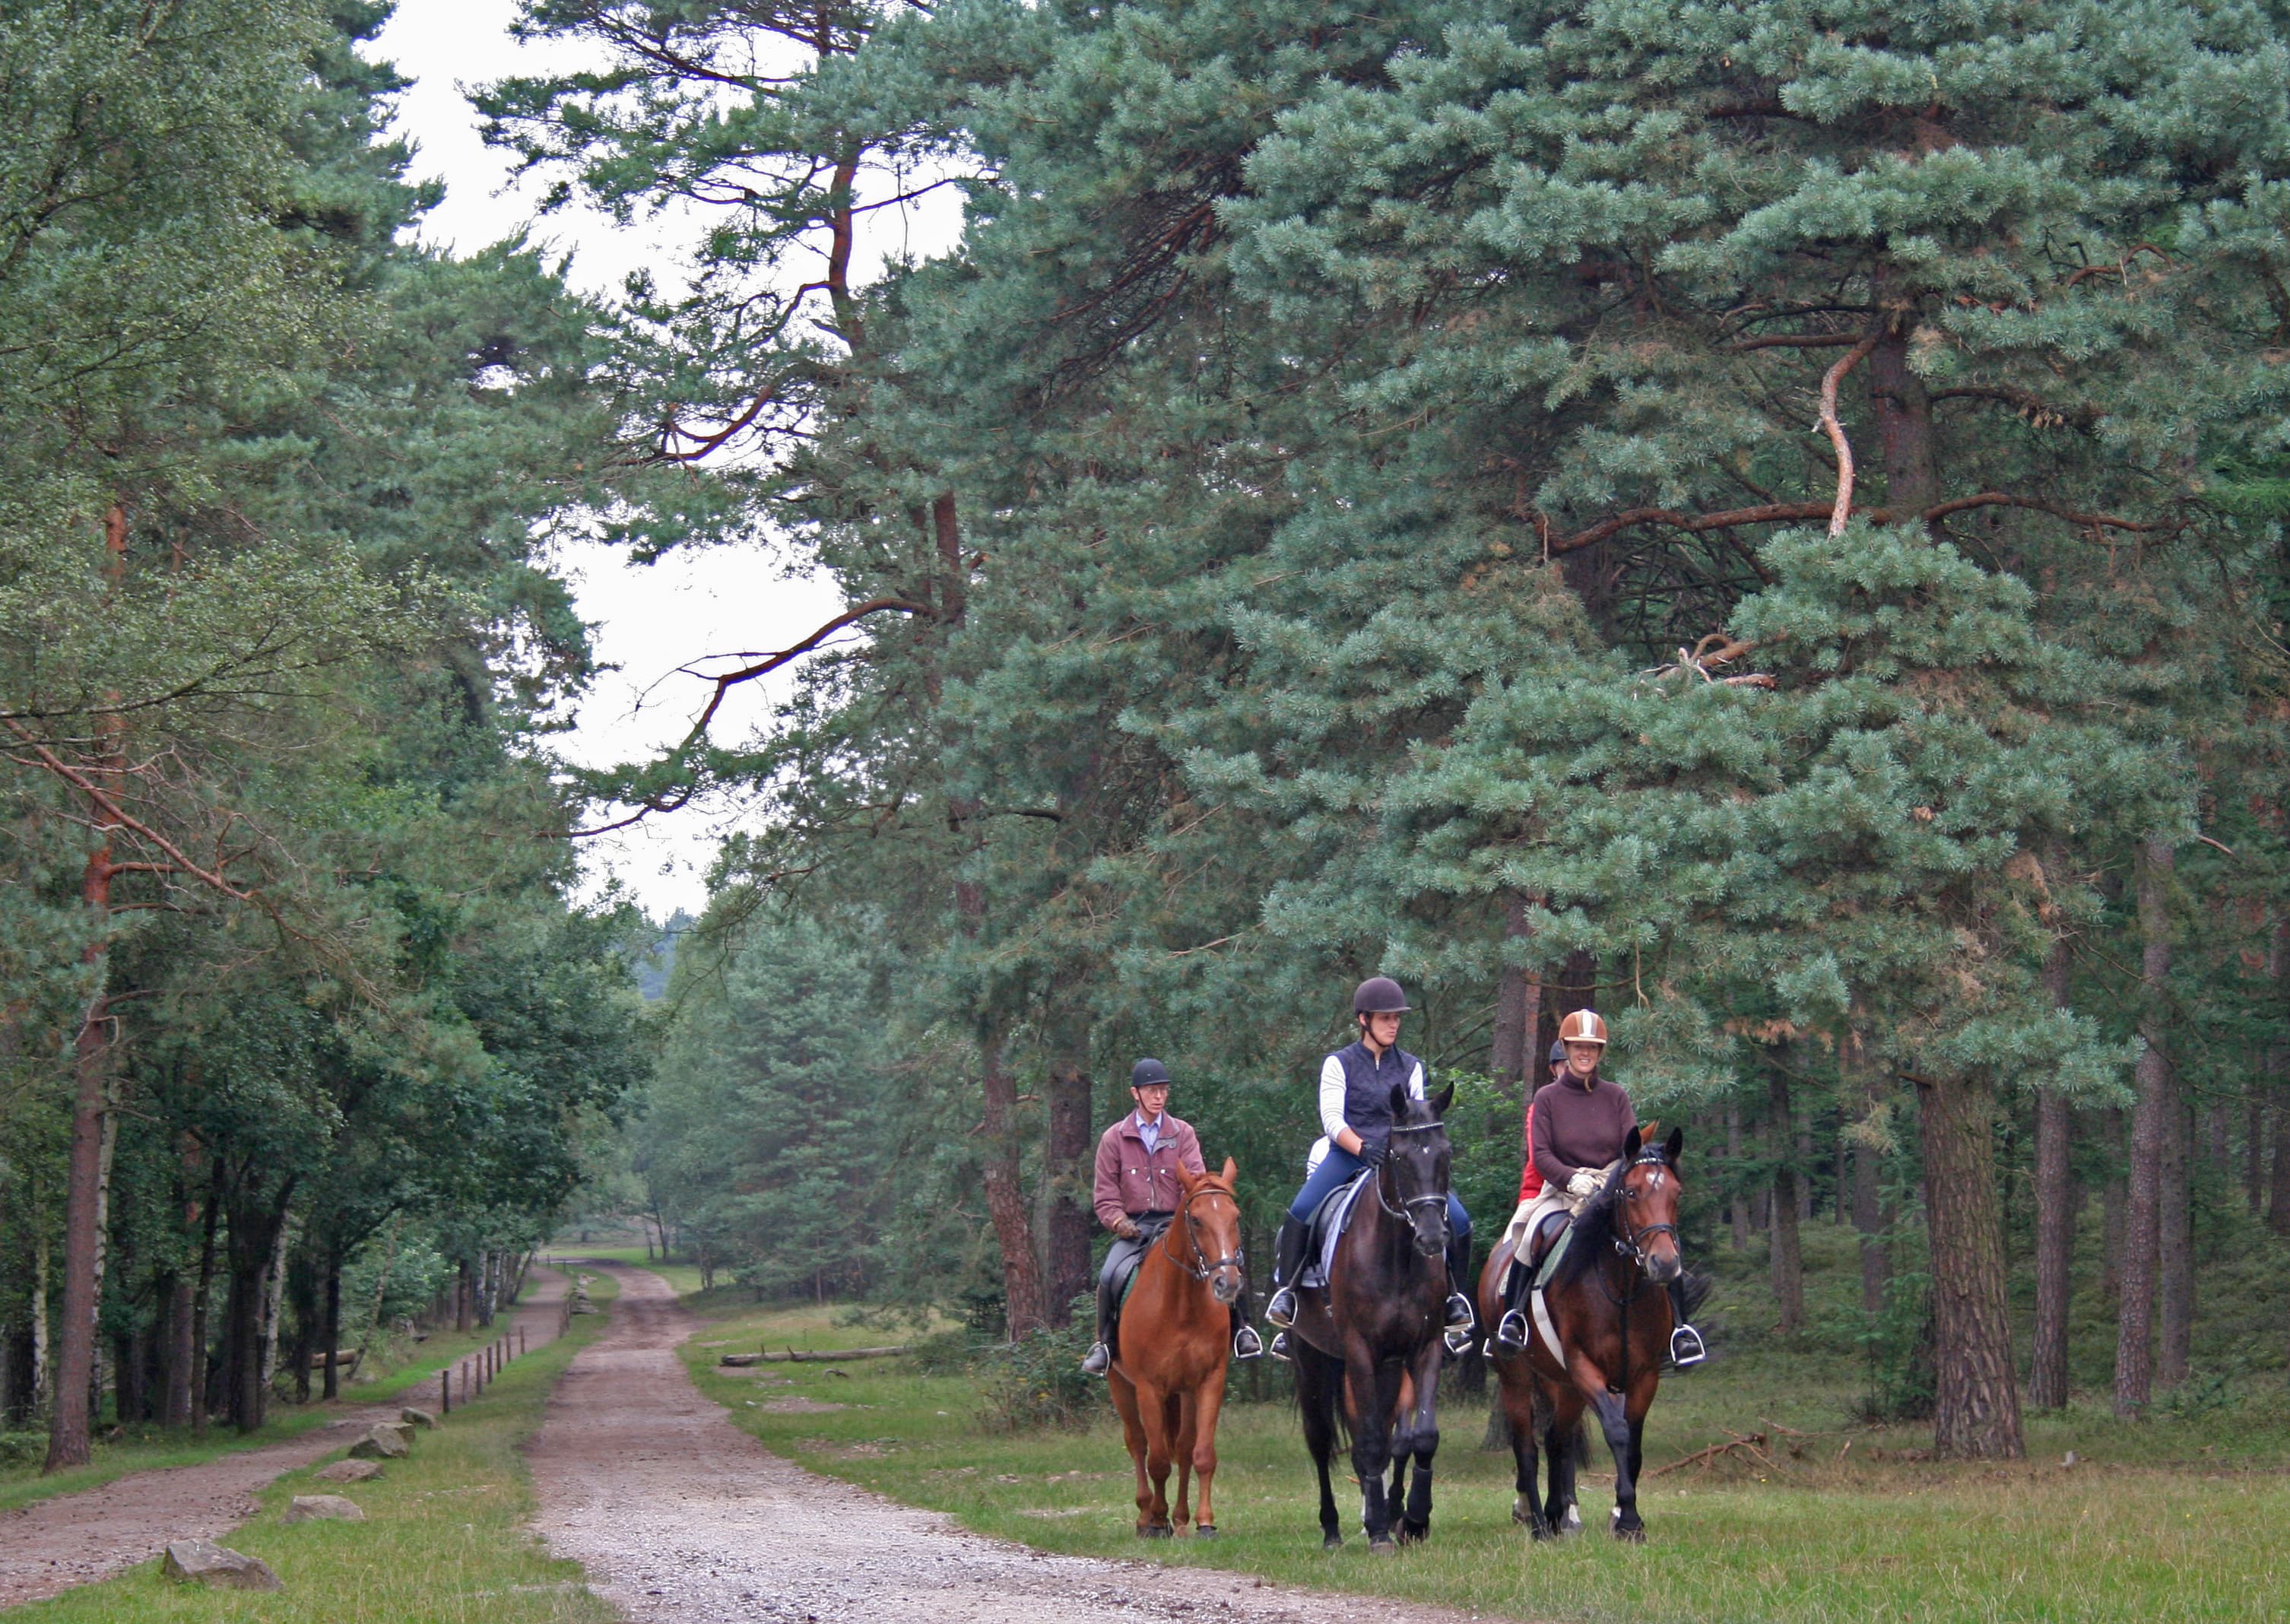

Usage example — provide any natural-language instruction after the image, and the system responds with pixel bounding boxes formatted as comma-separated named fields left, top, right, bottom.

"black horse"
left=1288, top=1082, right=1455, bottom=1553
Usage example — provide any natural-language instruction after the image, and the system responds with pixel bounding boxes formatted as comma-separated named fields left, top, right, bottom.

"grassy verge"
left=0, top=1291, right=577, bottom=1518
left=674, top=1297, right=2290, bottom=1623
left=11, top=1271, right=620, bottom=1624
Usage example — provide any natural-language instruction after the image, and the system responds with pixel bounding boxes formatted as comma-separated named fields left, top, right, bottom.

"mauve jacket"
left=1093, top=1112, right=1206, bottom=1229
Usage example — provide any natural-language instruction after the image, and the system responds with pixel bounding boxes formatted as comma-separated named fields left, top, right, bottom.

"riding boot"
left=1226, top=1283, right=1264, bottom=1359
left=1494, top=1245, right=1534, bottom=1350
left=1264, top=1216, right=1308, bottom=1328
left=1080, top=1261, right=1119, bottom=1376
left=1667, top=1277, right=1707, bottom=1368
left=1442, top=1231, right=1476, bottom=1355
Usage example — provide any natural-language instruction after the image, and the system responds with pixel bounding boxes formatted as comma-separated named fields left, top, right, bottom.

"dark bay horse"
left=1289, top=1082, right=1455, bottom=1553
left=1108, top=1158, right=1247, bottom=1538
left=1477, top=1125, right=1686, bottom=1542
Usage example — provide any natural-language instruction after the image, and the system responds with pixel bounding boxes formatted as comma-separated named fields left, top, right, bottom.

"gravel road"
left=527, top=1263, right=1489, bottom=1624
left=0, top=1267, right=569, bottom=1610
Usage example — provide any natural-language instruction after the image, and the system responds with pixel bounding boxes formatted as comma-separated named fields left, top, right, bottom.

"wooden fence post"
left=441, top=1369, right=450, bottom=1417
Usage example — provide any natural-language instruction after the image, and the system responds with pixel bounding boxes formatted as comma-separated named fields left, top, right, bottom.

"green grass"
left=0, top=1299, right=574, bottom=1518
left=541, top=1245, right=708, bottom=1299
left=11, top=1272, right=622, bottom=1624
left=671, top=1239, right=2290, bottom=1624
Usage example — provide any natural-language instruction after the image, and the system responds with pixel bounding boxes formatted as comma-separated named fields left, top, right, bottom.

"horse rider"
left=1262, top=976, right=1476, bottom=1356
left=1491, top=1009, right=1706, bottom=1365
left=1080, top=1058, right=1265, bottom=1376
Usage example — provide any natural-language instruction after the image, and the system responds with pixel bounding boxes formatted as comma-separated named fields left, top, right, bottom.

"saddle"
left=1112, top=1214, right=1174, bottom=1309
left=1297, top=1171, right=1372, bottom=1291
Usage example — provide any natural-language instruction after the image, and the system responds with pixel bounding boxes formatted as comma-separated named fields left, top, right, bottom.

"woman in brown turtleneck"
left=1491, top=1010, right=1705, bottom=1365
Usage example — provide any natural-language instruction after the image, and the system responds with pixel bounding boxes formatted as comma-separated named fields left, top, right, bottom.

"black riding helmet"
left=1548, top=1039, right=1568, bottom=1067
left=1131, top=1058, right=1172, bottom=1090
left=1353, top=975, right=1410, bottom=1015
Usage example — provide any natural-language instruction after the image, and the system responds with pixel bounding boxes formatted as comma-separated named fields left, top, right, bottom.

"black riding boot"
left=1080, top=1264, right=1119, bottom=1376
left=1229, top=1289, right=1264, bottom=1359
left=1442, top=1232, right=1476, bottom=1355
left=1264, top=1216, right=1308, bottom=1327
left=1667, top=1277, right=1707, bottom=1368
left=1494, top=1243, right=1534, bottom=1350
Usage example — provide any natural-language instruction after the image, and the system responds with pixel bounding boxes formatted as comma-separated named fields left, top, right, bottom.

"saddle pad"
left=1531, top=1214, right=1578, bottom=1292
left=1299, top=1172, right=1372, bottom=1291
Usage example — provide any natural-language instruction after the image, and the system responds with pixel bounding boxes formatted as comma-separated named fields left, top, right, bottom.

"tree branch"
left=1819, top=328, right=1885, bottom=535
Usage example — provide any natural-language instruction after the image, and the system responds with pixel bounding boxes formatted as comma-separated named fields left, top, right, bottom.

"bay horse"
left=1108, top=1156, right=1246, bottom=1538
left=1288, top=1082, right=1455, bottom=1553
left=1478, top=1124, right=1686, bottom=1542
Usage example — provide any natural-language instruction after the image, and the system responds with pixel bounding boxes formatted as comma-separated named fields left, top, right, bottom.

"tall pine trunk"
left=1916, top=1073, right=2024, bottom=1457
left=2031, top=937, right=2076, bottom=1410
left=1766, top=1064, right=1804, bottom=1334
left=1726, top=1099, right=1749, bottom=1251
left=320, top=1249, right=343, bottom=1402
left=2157, top=1098, right=2193, bottom=1389
left=2115, top=836, right=2173, bottom=1416
left=1489, top=893, right=1540, bottom=1086
left=1043, top=1001, right=1094, bottom=1323
left=979, top=1028, right=1048, bottom=1339
left=44, top=520, right=129, bottom=1473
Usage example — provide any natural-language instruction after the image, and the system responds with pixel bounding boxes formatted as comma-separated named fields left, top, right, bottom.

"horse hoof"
left=1369, top=1538, right=1398, bottom=1557
left=1397, top=1521, right=1428, bottom=1545
left=1322, top=1534, right=1343, bottom=1552
left=1138, top=1524, right=1172, bottom=1540
left=1615, top=1522, right=1646, bottom=1543
left=1193, top=1524, right=1216, bottom=1539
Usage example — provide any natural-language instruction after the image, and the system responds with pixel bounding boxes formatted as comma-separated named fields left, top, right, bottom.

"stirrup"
left=1443, top=1325, right=1475, bottom=1357
left=1080, top=1341, right=1112, bottom=1376
left=1264, top=1286, right=1299, bottom=1328
left=1444, top=1291, right=1475, bottom=1330
left=1495, top=1309, right=1530, bottom=1351
left=1232, top=1324, right=1264, bottom=1360
left=1267, top=1331, right=1292, bottom=1362
left=1669, top=1324, right=1707, bottom=1369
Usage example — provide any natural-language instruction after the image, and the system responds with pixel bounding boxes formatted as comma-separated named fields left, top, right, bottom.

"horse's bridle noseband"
left=1611, top=1147, right=1679, bottom=1266
left=1170, top=1183, right=1246, bottom=1284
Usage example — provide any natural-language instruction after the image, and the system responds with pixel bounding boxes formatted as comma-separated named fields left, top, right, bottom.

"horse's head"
left=1177, top=1157, right=1247, bottom=1305
left=1613, top=1124, right=1686, bottom=1282
left=1384, top=1081, right=1455, bottom=1260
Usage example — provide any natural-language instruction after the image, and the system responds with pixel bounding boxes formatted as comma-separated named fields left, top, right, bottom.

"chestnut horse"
left=1108, top=1157, right=1247, bottom=1537
left=1288, top=1083, right=1456, bottom=1553
left=1478, top=1124, right=1686, bottom=1542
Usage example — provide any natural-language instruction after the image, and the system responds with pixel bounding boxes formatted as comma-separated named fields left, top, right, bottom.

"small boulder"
left=316, top=1459, right=382, bottom=1483
left=162, top=1540, right=281, bottom=1591
left=347, top=1425, right=408, bottom=1460
left=398, top=1407, right=438, bottom=1429
left=284, top=1494, right=365, bottom=1524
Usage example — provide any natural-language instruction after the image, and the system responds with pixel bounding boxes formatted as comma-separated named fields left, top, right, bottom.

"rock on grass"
left=284, top=1495, right=365, bottom=1524
left=161, top=1540, right=281, bottom=1591
left=316, top=1458, right=384, bottom=1483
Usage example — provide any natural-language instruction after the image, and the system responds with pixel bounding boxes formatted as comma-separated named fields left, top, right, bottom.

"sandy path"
left=0, top=1267, right=570, bottom=1610
left=527, top=1264, right=1485, bottom=1624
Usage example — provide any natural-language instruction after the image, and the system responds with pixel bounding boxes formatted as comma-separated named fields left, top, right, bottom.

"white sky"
left=370, top=2, right=958, bottom=919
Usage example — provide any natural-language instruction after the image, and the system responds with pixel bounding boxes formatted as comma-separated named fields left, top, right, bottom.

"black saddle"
left=1304, top=1172, right=1372, bottom=1261
left=1522, top=1209, right=1572, bottom=1274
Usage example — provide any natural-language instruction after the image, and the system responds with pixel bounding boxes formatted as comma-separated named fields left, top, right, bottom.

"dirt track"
left=0, top=1268, right=568, bottom=1610
left=527, top=1263, right=1483, bottom=1624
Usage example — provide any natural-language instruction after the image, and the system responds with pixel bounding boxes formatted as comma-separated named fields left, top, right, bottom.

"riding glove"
left=1114, top=1217, right=1140, bottom=1239
left=1356, top=1137, right=1391, bottom=1169
left=1565, top=1168, right=1602, bottom=1198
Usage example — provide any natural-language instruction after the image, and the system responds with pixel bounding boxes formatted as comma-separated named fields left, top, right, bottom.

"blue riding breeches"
left=1287, top=1145, right=1470, bottom=1236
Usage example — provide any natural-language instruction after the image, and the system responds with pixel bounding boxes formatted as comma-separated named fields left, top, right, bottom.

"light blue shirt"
left=1134, top=1111, right=1163, bottom=1154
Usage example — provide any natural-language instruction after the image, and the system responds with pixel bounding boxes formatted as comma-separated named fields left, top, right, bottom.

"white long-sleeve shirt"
left=1308, top=1048, right=1428, bottom=1170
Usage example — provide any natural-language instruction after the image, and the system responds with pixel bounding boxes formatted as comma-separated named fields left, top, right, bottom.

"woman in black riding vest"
left=1261, top=977, right=1475, bottom=1356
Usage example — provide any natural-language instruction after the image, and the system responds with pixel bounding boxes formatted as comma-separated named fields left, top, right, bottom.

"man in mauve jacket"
left=1080, top=1058, right=1264, bottom=1375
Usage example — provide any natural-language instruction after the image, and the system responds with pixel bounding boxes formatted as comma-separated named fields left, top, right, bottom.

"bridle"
left=1168, top=1182, right=1246, bottom=1285
left=1610, top=1147, right=1680, bottom=1269
left=1374, top=1118, right=1452, bottom=1232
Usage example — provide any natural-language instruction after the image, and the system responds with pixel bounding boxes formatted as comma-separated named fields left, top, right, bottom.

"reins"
left=1372, top=1118, right=1452, bottom=1226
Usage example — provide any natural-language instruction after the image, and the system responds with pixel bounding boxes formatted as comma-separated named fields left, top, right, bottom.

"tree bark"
left=2115, top=835, right=2173, bottom=1417
left=1489, top=893, right=1540, bottom=1086
left=2101, top=1107, right=2127, bottom=1301
left=43, top=503, right=128, bottom=1474
left=1767, top=1064, right=1805, bottom=1334
left=189, top=1161, right=222, bottom=1437
left=2158, top=1098, right=2193, bottom=1389
left=1726, top=1098, right=1750, bottom=1251
left=320, top=1248, right=343, bottom=1403
left=2031, top=937, right=2076, bottom=1410
left=1045, top=1044, right=1094, bottom=1323
left=1916, top=1074, right=2025, bottom=1457
left=979, top=1029, right=1048, bottom=1340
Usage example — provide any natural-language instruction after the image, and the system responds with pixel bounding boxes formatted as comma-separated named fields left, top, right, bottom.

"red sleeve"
left=1093, top=1126, right=1128, bottom=1231
left=1518, top=1103, right=1543, bottom=1200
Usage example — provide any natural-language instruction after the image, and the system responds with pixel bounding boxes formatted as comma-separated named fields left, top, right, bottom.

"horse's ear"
left=1664, top=1126, right=1684, bottom=1165
left=1176, top=1163, right=1201, bottom=1192
left=1623, top=1124, right=1643, bottom=1161
left=1429, top=1081, right=1454, bottom=1118
left=1220, top=1156, right=1237, bottom=1185
left=1388, top=1081, right=1410, bottom=1121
